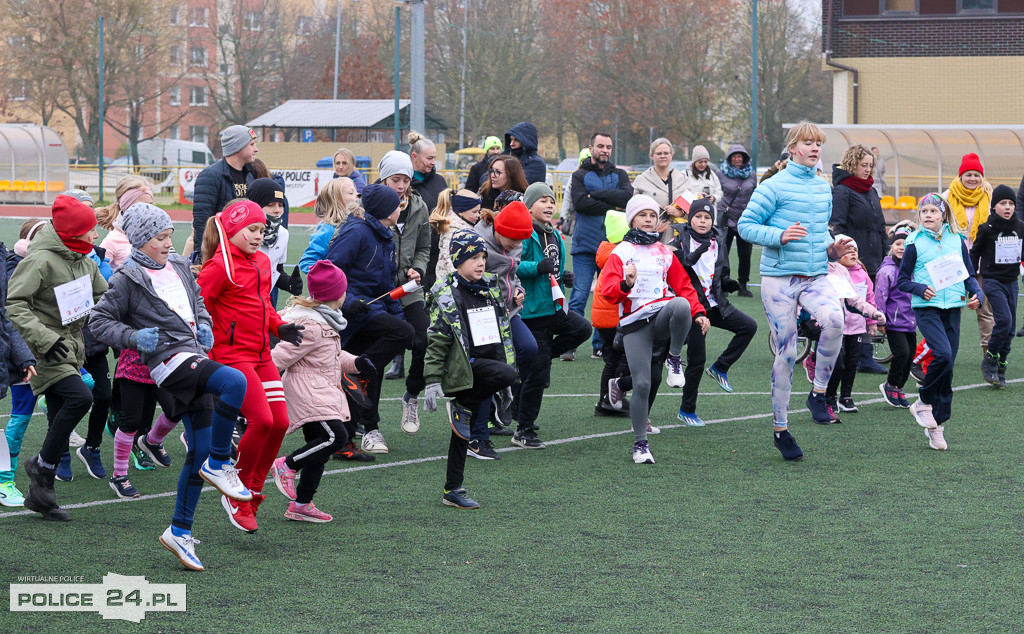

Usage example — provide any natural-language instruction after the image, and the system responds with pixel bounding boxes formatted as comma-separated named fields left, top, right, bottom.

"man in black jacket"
left=465, top=136, right=502, bottom=193
left=191, top=125, right=258, bottom=261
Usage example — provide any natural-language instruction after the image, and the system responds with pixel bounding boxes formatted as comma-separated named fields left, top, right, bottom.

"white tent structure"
left=787, top=124, right=1024, bottom=198
left=0, top=124, right=70, bottom=205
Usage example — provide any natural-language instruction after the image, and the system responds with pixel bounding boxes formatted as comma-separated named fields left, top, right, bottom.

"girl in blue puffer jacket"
left=738, top=121, right=853, bottom=461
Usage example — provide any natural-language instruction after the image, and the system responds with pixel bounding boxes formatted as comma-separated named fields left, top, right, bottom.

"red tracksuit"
left=198, top=240, right=288, bottom=496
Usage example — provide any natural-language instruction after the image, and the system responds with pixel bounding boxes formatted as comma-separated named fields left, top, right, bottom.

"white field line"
left=0, top=377, right=1018, bottom=519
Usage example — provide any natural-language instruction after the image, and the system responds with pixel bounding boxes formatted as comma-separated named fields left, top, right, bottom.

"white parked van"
left=111, top=139, right=215, bottom=167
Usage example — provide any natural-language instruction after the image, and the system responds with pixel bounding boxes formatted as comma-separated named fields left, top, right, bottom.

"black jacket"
left=672, top=225, right=740, bottom=318
left=504, top=122, right=546, bottom=186
left=191, top=158, right=257, bottom=250
left=465, top=156, right=493, bottom=193
left=970, top=214, right=1024, bottom=282
left=411, top=168, right=448, bottom=213
left=830, top=166, right=888, bottom=277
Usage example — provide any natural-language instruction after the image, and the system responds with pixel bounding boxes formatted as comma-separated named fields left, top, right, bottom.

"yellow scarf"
left=947, top=177, right=991, bottom=242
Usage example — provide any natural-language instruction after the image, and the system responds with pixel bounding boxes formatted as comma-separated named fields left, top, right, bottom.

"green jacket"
left=393, top=191, right=431, bottom=306
left=7, top=223, right=108, bottom=394
left=424, top=273, right=515, bottom=394
left=519, top=224, right=566, bottom=319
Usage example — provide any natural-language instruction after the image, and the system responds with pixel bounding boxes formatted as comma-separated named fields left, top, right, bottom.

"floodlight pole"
left=98, top=16, right=105, bottom=202
left=458, top=1, right=467, bottom=149
left=333, top=1, right=341, bottom=100
left=751, top=0, right=758, bottom=169
left=410, top=0, right=425, bottom=136
left=393, top=4, right=401, bottom=149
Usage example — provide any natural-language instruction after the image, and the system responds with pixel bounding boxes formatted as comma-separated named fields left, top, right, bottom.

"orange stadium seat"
left=879, top=195, right=895, bottom=210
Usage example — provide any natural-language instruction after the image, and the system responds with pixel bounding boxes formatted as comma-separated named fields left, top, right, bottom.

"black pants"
left=725, top=227, right=753, bottom=285
left=83, top=354, right=112, bottom=449
left=115, top=378, right=172, bottom=435
left=597, top=327, right=631, bottom=402
left=826, top=334, right=863, bottom=399
left=285, top=419, right=349, bottom=504
left=40, top=374, right=94, bottom=465
left=886, top=330, right=917, bottom=389
left=344, top=312, right=415, bottom=431
left=679, top=306, right=757, bottom=413
left=516, top=310, right=592, bottom=430
left=445, top=358, right=517, bottom=490
left=402, top=300, right=429, bottom=396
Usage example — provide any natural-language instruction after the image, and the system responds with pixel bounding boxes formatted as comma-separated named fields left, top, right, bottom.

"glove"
left=197, top=323, right=214, bottom=347
left=561, top=270, right=574, bottom=289
left=43, top=337, right=70, bottom=363
left=723, top=278, right=741, bottom=293
left=873, top=312, right=887, bottom=326
left=79, top=368, right=95, bottom=390
left=343, top=300, right=369, bottom=318
left=354, top=354, right=376, bottom=376
left=286, top=266, right=303, bottom=295
left=277, top=323, right=305, bottom=346
left=135, top=327, right=159, bottom=354
left=423, top=383, right=443, bottom=413
left=536, top=257, right=556, bottom=275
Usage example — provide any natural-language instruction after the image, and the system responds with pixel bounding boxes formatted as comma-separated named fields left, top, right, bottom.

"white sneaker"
left=646, top=421, right=661, bottom=435
left=199, top=459, right=252, bottom=501
left=910, top=398, right=937, bottom=429
left=361, top=429, right=389, bottom=454
left=159, top=526, right=204, bottom=571
left=926, top=425, right=948, bottom=451
left=665, top=354, right=685, bottom=388
left=68, top=431, right=86, bottom=448
left=632, top=440, right=655, bottom=464
left=401, top=395, right=420, bottom=435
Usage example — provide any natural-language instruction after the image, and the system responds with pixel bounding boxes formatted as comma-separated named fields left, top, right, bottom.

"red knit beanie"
left=51, top=194, right=97, bottom=238
left=493, top=201, right=533, bottom=240
left=217, top=200, right=267, bottom=239
left=959, top=153, right=984, bottom=177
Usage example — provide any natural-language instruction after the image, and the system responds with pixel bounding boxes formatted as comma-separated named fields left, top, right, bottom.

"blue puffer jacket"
left=504, top=122, right=546, bottom=186
left=570, top=158, right=633, bottom=256
left=737, top=161, right=834, bottom=277
left=300, top=222, right=339, bottom=273
left=325, top=214, right=403, bottom=345
left=898, top=225, right=983, bottom=310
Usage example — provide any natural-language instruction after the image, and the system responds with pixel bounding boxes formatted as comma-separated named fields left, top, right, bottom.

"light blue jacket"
left=898, top=225, right=983, bottom=310
left=737, top=162, right=834, bottom=277
left=299, top=223, right=337, bottom=273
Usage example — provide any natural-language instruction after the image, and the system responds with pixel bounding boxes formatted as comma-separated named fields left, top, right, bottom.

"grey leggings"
left=622, top=297, right=693, bottom=442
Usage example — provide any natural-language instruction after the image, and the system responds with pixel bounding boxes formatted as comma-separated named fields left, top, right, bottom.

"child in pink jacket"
left=270, top=261, right=375, bottom=523
left=824, top=236, right=886, bottom=421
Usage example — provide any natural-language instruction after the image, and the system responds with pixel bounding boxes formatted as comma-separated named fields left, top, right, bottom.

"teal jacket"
left=519, top=224, right=566, bottom=320
left=898, top=224, right=983, bottom=310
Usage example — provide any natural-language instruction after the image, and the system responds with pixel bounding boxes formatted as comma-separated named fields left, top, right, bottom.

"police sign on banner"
left=179, top=168, right=335, bottom=208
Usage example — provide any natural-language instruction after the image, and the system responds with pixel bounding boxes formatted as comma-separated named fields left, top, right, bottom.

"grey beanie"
left=691, top=145, right=710, bottom=163
left=523, top=182, right=554, bottom=210
left=378, top=150, right=413, bottom=181
left=221, top=125, right=257, bottom=157
left=121, top=202, right=173, bottom=248
left=60, top=188, right=94, bottom=206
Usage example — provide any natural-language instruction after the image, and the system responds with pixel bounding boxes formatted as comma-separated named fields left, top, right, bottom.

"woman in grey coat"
left=715, top=144, right=757, bottom=296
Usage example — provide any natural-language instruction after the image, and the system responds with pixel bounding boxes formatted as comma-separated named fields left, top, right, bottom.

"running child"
left=0, top=239, right=36, bottom=507
left=671, top=198, right=758, bottom=427
left=970, top=184, right=1024, bottom=388
left=7, top=195, right=108, bottom=520
left=737, top=120, right=851, bottom=460
left=97, top=176, right=154, bottom=270
left=197, top=200, right=305, bottom=533
left=90, top=202, right=252, bottom=570
left=431, top=188, right=482, bottom=282
left=875, top=221, right=918, bottom=408
left=299, top=177, right=359, bottom=273
left=898, top=193, right=983, bottom=450
left=594, top=211, right=633, bottom=418
left=601, top=195, right=709, bottom=464
left=423, top=230, right=518, bottom=508
left=270, top=260, right=376, bottom=522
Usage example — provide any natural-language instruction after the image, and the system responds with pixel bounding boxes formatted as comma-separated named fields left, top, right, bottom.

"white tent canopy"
left=786, top=124, right=1024, bottom=197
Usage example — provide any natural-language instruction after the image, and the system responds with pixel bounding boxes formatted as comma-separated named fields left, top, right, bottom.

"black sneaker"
left=467, top=439, right=499, bottom=460
left=442, top=487, right=480, bottom=509
left=805, top=391, right=830, bottom=424
left=136, top=434, right=172, bottom=467
left=489, top=423, right=514, bottom=437
left=384, top=355, right=405, bottom=380
left=773, top=430, right=804, bottom=461
left=447, top=401, right=472, bottom=441
left=982, top=351, right=1000, bottom=386
left=132, top=445, right=157, bottom=471
left=354, top=423, right=365, bottom=438
left=594, top=398, right=629, bottom=418
left=879, top=382, right=901, bottom=408
left=511, top=429, right=546, bottom=449
left=997, top=360, right=1008, bottom=389
left=737, top=284, right=754, bottom=298
left=332, top=442, right=375, bottom=462
left=491, top=396, right=513, bottom=428
left=837, top=397, right=859, bottom=413
left=910, top=363, right=926, bottom=385
left=109, top=474, right=140, bottom=499
left=591, top=348, right=603, bottom=359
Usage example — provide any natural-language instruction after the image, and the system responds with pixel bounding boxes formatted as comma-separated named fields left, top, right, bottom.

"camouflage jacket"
left=424, top=272, right=516, bottom=394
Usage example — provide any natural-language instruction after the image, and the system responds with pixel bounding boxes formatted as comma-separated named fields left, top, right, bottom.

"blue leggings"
left=0, top=384, right=37, bottom=483
left=172, top=364, right=247, bottom=533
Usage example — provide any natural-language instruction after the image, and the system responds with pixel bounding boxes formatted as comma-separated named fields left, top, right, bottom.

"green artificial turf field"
left=1, top=217, right=1023, bottom=632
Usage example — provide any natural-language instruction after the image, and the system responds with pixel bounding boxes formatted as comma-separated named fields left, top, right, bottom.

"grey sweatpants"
left=622, top=297, right=693, bottom=442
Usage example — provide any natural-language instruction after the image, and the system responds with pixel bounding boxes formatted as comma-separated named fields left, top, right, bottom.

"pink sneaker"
left=926, top=425, right=947, bottom=451
left=803, top=355, right=816, bottom=384
left=270, top=456, right=297, bottom=501
left=284, top=501, right=333, bottom=523
left=910, top=399, right=937, bottom=429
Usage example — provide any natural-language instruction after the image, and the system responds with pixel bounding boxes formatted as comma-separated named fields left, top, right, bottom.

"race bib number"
left=827, top=274, right=856, bottom=299
left=628, top=263, right=664, bottom=301
left=995, top=237, right=1022, bottom=264
left=466, top=306, right=500, bottom=347
left=925, top=254, right=968, bottom=291
left=54, top=275, right=93, bottom=325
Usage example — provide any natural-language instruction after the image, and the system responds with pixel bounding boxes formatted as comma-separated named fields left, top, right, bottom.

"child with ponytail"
left=431, top=188, right=482, bottom=282
left=197, top=200, right=305, bottom=533
left=97, top=176, right=154, bottom=270
left=299, top=177, right=360, bottom=273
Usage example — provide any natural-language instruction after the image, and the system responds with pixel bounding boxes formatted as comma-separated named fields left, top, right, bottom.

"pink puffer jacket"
left=270, top=305, right=358, bottom=432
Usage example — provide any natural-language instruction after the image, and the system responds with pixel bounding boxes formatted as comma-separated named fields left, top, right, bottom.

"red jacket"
left=601, top=240, right=705, bottom=326
left=197, top=241, right=285, bottom=364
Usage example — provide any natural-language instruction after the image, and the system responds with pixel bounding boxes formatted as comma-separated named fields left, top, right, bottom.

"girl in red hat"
left=197, top=200, right=305, bottom=534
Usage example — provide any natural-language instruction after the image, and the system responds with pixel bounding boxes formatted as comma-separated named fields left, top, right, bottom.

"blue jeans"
left=915, top=307, right=960, bottom=425
left=568, top=253, right=602, bottom=351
